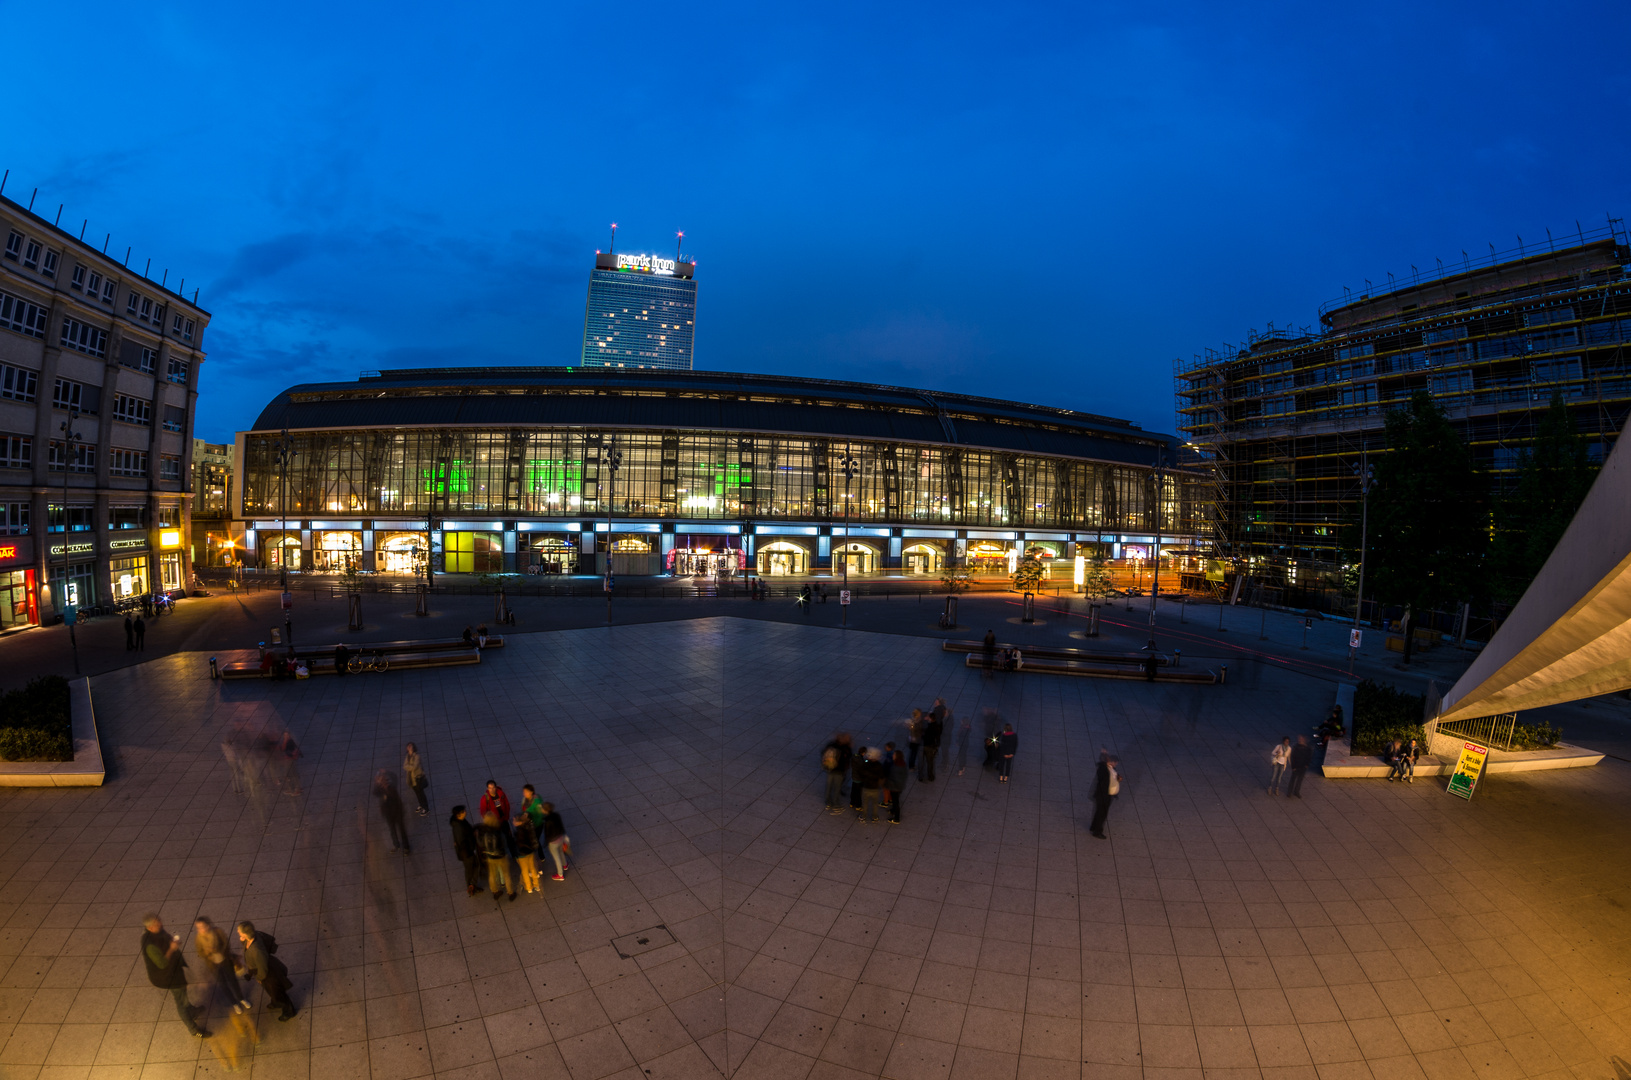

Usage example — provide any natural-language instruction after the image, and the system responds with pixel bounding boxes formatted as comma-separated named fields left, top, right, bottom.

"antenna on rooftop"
left=676, top=230, right=684, bottom=263
left=54, top=204, right=62, bottom=226
left=1545, top=227, right=1553, bottom=252
left=609, top=223, right=617, bottom=255
left=79, top=220, right=86, bottom=240
left=0, top=169, right=7, bottom=196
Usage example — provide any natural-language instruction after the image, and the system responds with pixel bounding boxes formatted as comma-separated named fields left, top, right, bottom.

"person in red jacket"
left=480, top=780, right=515, bottom=856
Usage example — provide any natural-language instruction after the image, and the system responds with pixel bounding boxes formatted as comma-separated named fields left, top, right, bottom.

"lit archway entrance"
left=757, top=541, right=808, bottom=576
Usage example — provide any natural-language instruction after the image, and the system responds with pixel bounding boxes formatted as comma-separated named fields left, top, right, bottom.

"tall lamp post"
left=1348, top=454, right=1374, bottom=674
left=57, top=408, right=83, bottom=675
left=601, top=440, right=621, bottom=625
left=1146, top=446, right=1164, bottom=649
left=838, top=451, right=859, bottom=624
left=274, top=429, right=295, bottom=656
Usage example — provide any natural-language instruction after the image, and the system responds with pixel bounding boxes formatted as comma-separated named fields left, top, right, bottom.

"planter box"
left=0, top=678, right=105, bottom=787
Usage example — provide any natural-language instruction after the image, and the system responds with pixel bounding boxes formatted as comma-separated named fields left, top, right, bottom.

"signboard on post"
left=281, top=591, right=293, bottom=611
left=1349, top=628, right=1362, bottom=649
left=1446, top=741, right=1488, bottom=800
left=839, top=590, right=851, bottom=606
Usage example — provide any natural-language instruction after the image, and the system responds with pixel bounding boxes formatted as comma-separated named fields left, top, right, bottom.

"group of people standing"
left=819, top=697, right=1026, bottom=823
left=1267, top=736, right=1313, bottom=796
left=123, top=613, right=149, bottom=650
left=140, top=912, right=296, bottom=1048
left=448, top=780, right=571, bottom=902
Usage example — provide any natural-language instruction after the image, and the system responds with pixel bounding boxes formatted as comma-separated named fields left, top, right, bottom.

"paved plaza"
left=0, top=617, right=1627, bottom=1080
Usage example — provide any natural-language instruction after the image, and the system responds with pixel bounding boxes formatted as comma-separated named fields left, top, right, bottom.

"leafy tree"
left=1011, top=555, right=1045, bottom=591
left=940, top=568, right=971, bottom=595
left=1081, top=556, right=1115, bottom=600
left=1363, top=392, right=1487, bottom=662
left=1490, top=392, right=1597, bottom=604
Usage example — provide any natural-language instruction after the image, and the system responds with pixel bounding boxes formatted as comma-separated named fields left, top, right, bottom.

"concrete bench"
left=963, top=655, right=1218, bottom=683
left=221, top=648, right=483, bottom=679
left=942, top=641, right=1170, bottom=666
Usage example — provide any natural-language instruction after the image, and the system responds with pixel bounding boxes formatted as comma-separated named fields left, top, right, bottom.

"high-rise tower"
left=580, top=250, right=697, bottom=370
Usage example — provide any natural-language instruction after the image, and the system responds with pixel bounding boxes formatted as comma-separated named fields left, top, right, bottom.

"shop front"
left=47, top=539, right=98, bottom=610
left=376, top=531, right=429, bottom=574
left=832, top=540, right=879, bottom=575
left=966, top=539, right=1017, bottom=575
left=313, top=530, right=364, bottom=573
left=0, top=539, right=38, bottom=631
left=110, top=554, right=150, bottom=600
left=260, top=531, right=302, bottom=571
left=756, top=539, right=808, bottom=576
left=527, top=534, right=578, bottom=574
left=902, top=541, right=944, bottom=574
left=671, top=535, right=745, bottom=577
left=606, top=535, right=661, bottom=576
left=443, top=530, right=503, bottom=573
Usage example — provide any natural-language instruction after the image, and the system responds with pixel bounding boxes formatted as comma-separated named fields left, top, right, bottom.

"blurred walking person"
left=193, top=916, right=250, bottom=1014
left=997, top=723, right=1018, bottom=782
left=124, top=614, right=135, bottom=651
left=1090, top=751, right=1120, bottom=839
left=140, top=914, right=208, bottom=1037
left=821, top=734, right=852, bottom=813
left=277, top=731, right=302, bottom=796
left=449, top=805, right=481, bottom=896
left=478, top=812, right=517, bottom=901
left=403, top=743, right=429, bottom=815
left=374, top=769, right=411, bottom=853
left=134, top=614, right=147, bottom=649
left=539, top=802, right=570, bottom=881
left=1287, top=736, right=1311, bottom=797
left=1268, top=737, right=1291, bottom=795
left=885, top=749, right=907, bottom=824
left=956, top=713, right=972, bottom=775
left=236, top=921, right=296, bottom=1021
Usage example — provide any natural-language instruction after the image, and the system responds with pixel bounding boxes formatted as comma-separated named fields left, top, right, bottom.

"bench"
left=221, top=643, right=489, bottom=678
left=943, top=640, right=1171, bottom=666
left=963, top=654, right=1219, bottom=684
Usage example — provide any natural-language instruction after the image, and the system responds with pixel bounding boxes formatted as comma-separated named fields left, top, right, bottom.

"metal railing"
left=1436, top=713, right=1518, bottom=751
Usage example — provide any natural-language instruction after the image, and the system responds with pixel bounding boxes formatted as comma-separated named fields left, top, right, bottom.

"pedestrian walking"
left=513, top=814, right=542, bottom=893
left=124, top=614, right=135, bottom=651
left=859, top=748, right=884, bottom=823
left=140, top=915, right=208, bottom=1037
left=449, top=805, right=481, bottom=896
left=135, top=615, right=147, bottom=649
left=821, top=734, right=852, bottom=813
left=1090, top=750, right=1120, bottom=839
left=193, top=916, right=250, bottom=1014
left=885, top=749, right=907, bottom=824
left=1143, top=652, right=1159, bottom=681
left=374, top=769, right=411, bottom=852
left=539, top=802, right=569, bottom=881
left=956, top=714, right=972, bottom=775
left=277, top=731, right=302, bottom=795
left=982, top=629, right=997, bottom=678
left=981, top=708, right=1001, bottom=769
left=477, top=812, right=517, bottom=901
left=905, top=709, right=924, bottom=770
left=403, top=743, right=429, bottom=815
left=1268, top=736, right=1291, bottom=795
left=997, top=723, right=1018, bottom=781
left=235, top=921, right=296, bottom=1021
left=334, top=642, right=350, bottom=676
left=480, top=780, right=515, bottom=856
left=849, top=747, right=868, bottom=812
left=919, top=711, right=943, bottom=782
left=1287, top=736, right=1311, bottom=797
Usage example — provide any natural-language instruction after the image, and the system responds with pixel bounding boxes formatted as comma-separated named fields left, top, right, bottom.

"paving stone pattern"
left=0, top=617, right=1626, bottom=1080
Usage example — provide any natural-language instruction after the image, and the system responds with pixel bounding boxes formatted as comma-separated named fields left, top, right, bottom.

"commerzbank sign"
left=615, top=253, right=678, bottom=275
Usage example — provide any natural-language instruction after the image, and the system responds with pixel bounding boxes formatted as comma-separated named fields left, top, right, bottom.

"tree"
left=1011, top=555, right=1045, bottom=591
left=1081, top=556, right=1115, bottom=600
left=940, top=567, right=971, bottom=595
left=1490, top=392, right=1597, bottom=604
left=1363, top=391, right=1487, bottom=663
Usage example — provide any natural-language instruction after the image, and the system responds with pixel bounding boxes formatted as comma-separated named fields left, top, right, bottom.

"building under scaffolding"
left=1175, top=224, right=1631, bottom=597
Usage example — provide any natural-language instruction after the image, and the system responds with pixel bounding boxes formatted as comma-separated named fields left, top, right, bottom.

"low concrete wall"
left=0, top=677, right=106, bottom=787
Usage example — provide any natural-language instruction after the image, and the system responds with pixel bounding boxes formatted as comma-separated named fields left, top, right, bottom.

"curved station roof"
left=250, top=367, right=1176, bottom=468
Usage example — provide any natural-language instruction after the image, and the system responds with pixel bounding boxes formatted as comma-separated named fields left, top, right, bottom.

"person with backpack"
left=478, top=812, right=517, bottom=901
left=140, top=914, right=208, bottom=1037
left=1091, top=750, right=1120, bottom=839
left=822, top=734, right=852, bottom=813
left=449, top=806, right=480, bottom=896
left=236, top=921, right=296, bottom=1021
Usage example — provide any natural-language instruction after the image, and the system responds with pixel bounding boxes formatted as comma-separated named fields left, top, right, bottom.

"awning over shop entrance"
left=1437, top=438, right=1631, bottom=723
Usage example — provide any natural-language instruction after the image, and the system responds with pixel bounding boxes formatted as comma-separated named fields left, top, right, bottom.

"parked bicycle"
left=347, top=650, right=390, bottom=674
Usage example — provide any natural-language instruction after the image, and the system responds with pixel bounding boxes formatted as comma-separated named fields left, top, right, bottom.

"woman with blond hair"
left=193, top=916, right=250, bottom=1013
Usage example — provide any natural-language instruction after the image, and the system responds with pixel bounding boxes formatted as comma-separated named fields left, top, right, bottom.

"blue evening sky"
left=4, top=1, right=1628, bottom=442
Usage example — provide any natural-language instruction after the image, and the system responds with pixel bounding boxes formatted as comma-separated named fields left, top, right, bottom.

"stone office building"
left=0, top=193, right=210, bottom=629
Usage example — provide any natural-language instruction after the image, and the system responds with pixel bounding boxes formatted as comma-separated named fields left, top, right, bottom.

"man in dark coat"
left=982, top=630, right=997, bottom=678
left=141, top=914, right=207, bottom=1037
left=822, top=734, right=853, bottom=814
left=1090, top=751, right=1117, bottom=839
left=134, top=615, right=147, bottom=650
left=1287, top=736, right=1312, bottom=797
left=450, top=805, right=481, bottom=896
left=334, top=642, right=350, bottom=676
left=124, top=615, right=135, bottom=651
left=919, top=711, right=944, bottom=782
left=236, top=921, right=296, bottom=1020
left=375, top=770, right=411, bottom=852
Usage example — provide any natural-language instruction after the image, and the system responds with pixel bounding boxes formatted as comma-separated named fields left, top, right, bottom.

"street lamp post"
left=58, top=408, right=83, bottom=675
left=601, top=440, right=622, bottom=625
left=1349, top=454, right=1374, bottom=674
left=838, top=452, right=859, bottom=625
left=1146, top=447, right=1164, bottom=649
left=274, top=429, right=294, bottom=656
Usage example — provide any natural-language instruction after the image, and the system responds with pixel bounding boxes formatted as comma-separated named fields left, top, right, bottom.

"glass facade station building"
left=232, top=367, right=1203, bottom=578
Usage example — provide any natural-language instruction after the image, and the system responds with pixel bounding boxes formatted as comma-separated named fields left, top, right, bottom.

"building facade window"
left=0, top=290, right=49, bottom=338
left=60, top=318, right=108, bottom=357
left=52, top=378, right=100, bottom=414
left=101, top=278, right=116, bottom=303
left=167, top=357, right=189, bottom=385
left=109, top=448, right=148, bottom=477
left=0, top=363, right=38, bottom=402
left=1, top=502, right=28, bottom=535
left=112, top=395, right=152, bottom=426
left=0, top=434, right=31, bottom=469
left=46, top=504, right=94, bottom=532
left=22, top=240, right=39, bottom=269
left=40, top=249, right=58, bottom=278
left=159, top=454, right=181, bottom=481
left=47, top=442, right=96, bottom=473
left=163, top=405, right=184, bottom=433
left=108, top=505, right=146, bottom=530
left=71, top=264, right=86, bottom=290
left=119, top=342, right=157, bottom=374
left=157, top=505, right=180, bottom=527
left=3, top=232, right=20, bottom=260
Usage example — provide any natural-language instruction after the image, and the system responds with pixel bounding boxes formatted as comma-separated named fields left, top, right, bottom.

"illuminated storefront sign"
left=0, top=545, right=16, bottom=561
left=48, top=542, right=95, bottom=556
left=160, top=530, right=182, bottom=548
left=109, top=537, right=148, bottom=551
left=614, top=253, right=677, bottom=275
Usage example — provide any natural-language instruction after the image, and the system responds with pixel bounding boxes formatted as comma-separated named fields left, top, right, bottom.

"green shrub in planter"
left=1508, top=720, right=1563, bottom=750
left=1352, top=679, right=1426, bottom=756
left=0, top=675, right=73, bottom=762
